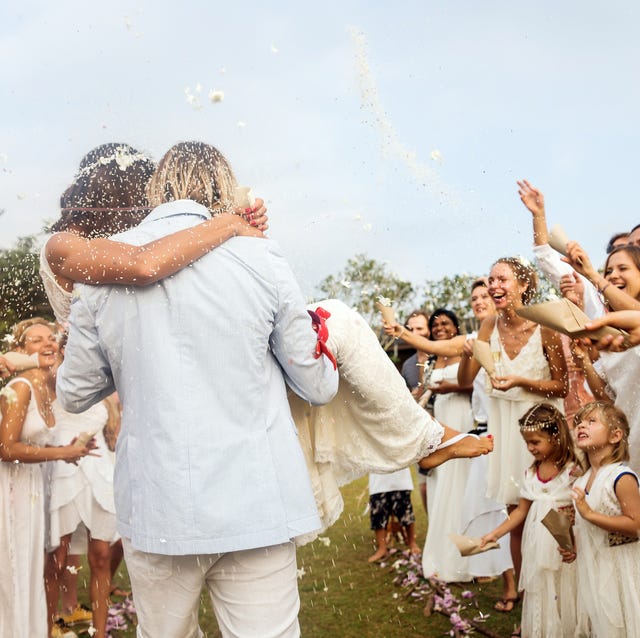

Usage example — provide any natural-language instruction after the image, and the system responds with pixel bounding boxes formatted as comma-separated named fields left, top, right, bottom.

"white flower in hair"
left=2, top=334, right=16, bottom=345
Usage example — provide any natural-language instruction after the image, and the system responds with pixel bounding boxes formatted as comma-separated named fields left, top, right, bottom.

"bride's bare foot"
left=418, top=434, right=493, bottom=470
left=367, top=547, right=389, bottom=563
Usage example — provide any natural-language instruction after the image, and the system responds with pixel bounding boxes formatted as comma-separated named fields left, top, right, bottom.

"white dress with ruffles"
left=48, top=401, right=118, bottom=551
left=574, top=463, right=640, bottom=638
left=518, top=463, right=578, bottom=638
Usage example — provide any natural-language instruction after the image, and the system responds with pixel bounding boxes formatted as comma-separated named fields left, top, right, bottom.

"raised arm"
left=46, top=205, right=266, bottom=289
left=565, top=241, right=640, bottom=312
left=518, top=179, right=549, bottom=246
left=384, top=322, right=466, bottom=357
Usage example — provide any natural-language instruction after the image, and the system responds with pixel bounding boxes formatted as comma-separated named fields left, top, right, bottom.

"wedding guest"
left=0, top=319, right=93, bottom=638
left=458, top=256, right=567, bottom=601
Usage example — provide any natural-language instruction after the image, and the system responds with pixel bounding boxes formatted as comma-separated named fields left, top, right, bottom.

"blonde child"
left=480, top=403, right=582, bottom=637
left=563, top=402, right=640, bottom=637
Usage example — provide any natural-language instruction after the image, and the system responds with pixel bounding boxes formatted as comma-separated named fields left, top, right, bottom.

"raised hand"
left=517, top=179, right=545, bottom=217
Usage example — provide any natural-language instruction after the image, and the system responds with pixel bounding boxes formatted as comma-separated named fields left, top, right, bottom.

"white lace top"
left=39, top=240, right=72, bottom=326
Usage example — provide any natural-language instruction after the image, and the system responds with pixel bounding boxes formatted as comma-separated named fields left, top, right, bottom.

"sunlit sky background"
left=2, top=1, right=638, bottom=296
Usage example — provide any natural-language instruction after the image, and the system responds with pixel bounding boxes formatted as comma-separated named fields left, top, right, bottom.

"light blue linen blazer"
left=57, top=200, right=338, bottom=555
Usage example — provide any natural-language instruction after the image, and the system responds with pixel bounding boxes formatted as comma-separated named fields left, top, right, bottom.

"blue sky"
left=2, top=1, right=638, bottom=296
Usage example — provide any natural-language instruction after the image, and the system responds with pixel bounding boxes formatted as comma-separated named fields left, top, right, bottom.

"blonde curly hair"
left=147, top=142, right=238, bottom=215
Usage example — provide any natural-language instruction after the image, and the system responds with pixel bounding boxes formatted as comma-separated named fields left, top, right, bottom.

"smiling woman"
left=0, top=319, right=95, bottom=638
left=457, top=256, right=568, bottom=593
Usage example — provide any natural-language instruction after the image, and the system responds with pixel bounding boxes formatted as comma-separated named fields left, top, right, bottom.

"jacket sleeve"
left=268, top=244, right=339, bottom=405
left=56, top=287, right=116, bottom=413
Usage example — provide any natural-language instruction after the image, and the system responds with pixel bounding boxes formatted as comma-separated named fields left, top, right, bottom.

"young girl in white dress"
left=0, top=319, right=94, bottom=638
left=564, top=402, right=640, bottom=638
left=480, top=403, right=581, bottom=637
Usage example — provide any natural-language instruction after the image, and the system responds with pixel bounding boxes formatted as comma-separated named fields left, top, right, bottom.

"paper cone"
left=375, top=301, right=396, bottom=326
left=517, top=298, right=630, bottom=346
left=548, top=224, right=571, bottom=256
left=541, top=508, right=574, bottom=551
left=472, top=340, right=495, bottom=376
left=234, top=186, right=255, bottom=209
left=449, top=533, right=499, bottom=557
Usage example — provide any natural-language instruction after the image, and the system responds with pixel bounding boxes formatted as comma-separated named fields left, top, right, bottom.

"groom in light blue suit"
left=57, top=187, right=338, bottom=637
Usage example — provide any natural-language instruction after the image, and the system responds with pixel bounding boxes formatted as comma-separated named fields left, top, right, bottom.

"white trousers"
left=122, top=538, right=301, bottom=638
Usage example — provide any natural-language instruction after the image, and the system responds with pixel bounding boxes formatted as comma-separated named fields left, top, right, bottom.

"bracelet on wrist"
left=598, top=282, right=611, bottom=295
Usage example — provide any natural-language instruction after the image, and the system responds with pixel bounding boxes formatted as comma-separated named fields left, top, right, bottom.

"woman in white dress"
left=570, top=245, right=640, bottom=473
left=458, top=257, right=567, bottom=609
left=0, top=319, right=93, bottom=638
left=45, top=392, right=120, bottom=638
left=420, top=309, right=476, bottom=582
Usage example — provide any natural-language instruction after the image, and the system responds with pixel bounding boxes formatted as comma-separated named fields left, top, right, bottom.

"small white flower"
left=87, top=625, right=96, bottom=636
left=317, top=536, right=331, bottom=546
left=16, top=193, right=26, bottom=200
left=397, top=606, right=405, bottom=613
left=430, top=149, right=443, bottom=163
left=377, top=295, right=392, bottom=307
left=270, top=43, right=279, bottom=53
left=66, top=564, right=82, bottom=574
left=296, top=567, right=306, bottom=579
left=2, top=334, right=16, bottom=345
left=340, top=280, right=351, bottom=289
left=237, top=120, right=247, bottom=128
left=208, top=89, right=225, bottom=103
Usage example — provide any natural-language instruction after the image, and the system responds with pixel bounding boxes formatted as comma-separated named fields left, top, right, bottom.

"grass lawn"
left=75, top=473, right=520, bottom=637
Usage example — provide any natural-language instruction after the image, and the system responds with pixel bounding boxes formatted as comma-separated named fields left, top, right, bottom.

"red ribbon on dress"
left=307, top=307, right=337, bottom=370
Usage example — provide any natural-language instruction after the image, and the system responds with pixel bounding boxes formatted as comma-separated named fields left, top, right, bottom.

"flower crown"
left=76, top=146, right=150, bottom=178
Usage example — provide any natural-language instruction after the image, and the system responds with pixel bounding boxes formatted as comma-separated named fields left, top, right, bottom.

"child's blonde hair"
left=519, top=403, right=580, bottom=470
left=574, top=401, right=630, bottom=467
left=147, top=141, right=237, bottom=215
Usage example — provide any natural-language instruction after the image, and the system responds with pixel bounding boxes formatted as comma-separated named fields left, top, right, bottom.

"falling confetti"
left=237, top=121, right=247, bottom=128
left=340, top=280, right=352, bottom=289
left=430, top=149, right=444, bottom=162
left=349, top=27, right=459, bottom=206
left=208, top=89, right=224, bottom=103
left=270, top=43, right=279, bottom=53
